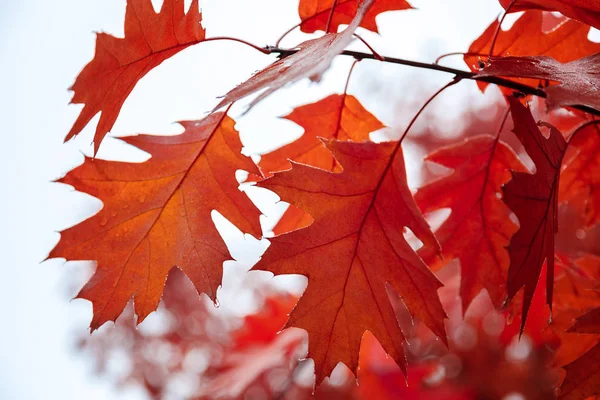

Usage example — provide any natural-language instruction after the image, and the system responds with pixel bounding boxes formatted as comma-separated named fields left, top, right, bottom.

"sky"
left=0, top=0, right=503, bottom=398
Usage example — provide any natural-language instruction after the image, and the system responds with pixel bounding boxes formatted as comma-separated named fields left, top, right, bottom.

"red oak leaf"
left=498, top=0, right=600, bottom=31
left=254, top=139, right=446, bottom=383
left=568, top=305, right=600, bottom=334
left=415, top=135, right=528, bottom=311
left=213, top=0, right=374, bottom=111
left=466, top=11, right=600, bottom=92
left=478, top=53, right=600, bottom=113
left=66, top=0, right=206, bottom=153
left=259, top=94, right=384, bottom=176
left=233, top=294, right=299, bottom=348
left=560, top=341, right=600, bottom=399
left=503, top=96, right=567, bottom=329
left=560, top=304, right=600, bottom=400
left=49, top=112, right=262, bottom=330
left=298, top=0, right=412, bottom=34
left=559, top=122, right=600, bottom=228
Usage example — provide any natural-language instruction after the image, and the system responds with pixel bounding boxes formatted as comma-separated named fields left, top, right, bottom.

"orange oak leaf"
left=298, top=0, right=412, bottom=34
left=254, top=139, right=446, bottom=383
left=213, top=0, right=373, bottom=112
left=49, top=112, right=262, bottom=330
left=466, top=11, right=600, bottom=91
left=498, top=0, right=600, bottom=31
left=478, top=53, right=600, bottom=113
left=415, top=135, right=528, bottom=311
left=259, top=94, right=384, bottom=176
left=271, top=204, right=314, bottom=236
left=262, top=93, right=383, bottom=237
left=503, top=96, right=567, bottom=329
left=559, top=122, right=600, bottom=229
left=66, top=0, right=206, bottom=153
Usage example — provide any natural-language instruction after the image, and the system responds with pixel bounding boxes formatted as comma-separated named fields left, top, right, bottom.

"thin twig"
left=263, top=46, right=600, bottom=117
left=201, top=38, right=600, bottom=117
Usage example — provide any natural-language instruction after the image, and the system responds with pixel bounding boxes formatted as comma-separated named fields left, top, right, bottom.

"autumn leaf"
left=560, top=307, right=600, bottom=400
left=271, top=204, right=314, bottom=236
left=553, top=255, right=600, bottom=322
left=66, top=0, right=206, bottom=153
left=560, top=341, right=600, bottom=399
left=254, top=138, right=446, bottom=383
left=260, top=93, right=383, bottom=236
left=233, top=294, right=299, bottom=348
left=559, top=122, right=600, bottom=228
left=212, top=0, right=374, bottom=112
left=498, top=0, right=600, bottom=31
left=259, top=94, right=384, bottom=176
left=568, top=306, right=600, bottom=334
left=49, top=112, right=262, bottom=330
left=478, top=53, right=600, bottom=113
left=298, top=0, right=412, bottom=34
left=198, top=295, right=305, bottom=400
left=503, top=96, right=567, bottom=329
left=466, top=11, right=600, bottom=91
left=415, top=135, right=528, bottom=311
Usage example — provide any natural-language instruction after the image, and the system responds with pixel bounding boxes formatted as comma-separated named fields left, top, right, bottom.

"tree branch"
left=264, top=46, right=600, bottom=117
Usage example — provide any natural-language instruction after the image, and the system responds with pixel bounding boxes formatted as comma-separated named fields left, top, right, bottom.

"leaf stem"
left=488, top=0, right=518, bottom=60
left=353, top=33, right=384, bottom=61
left=274, top=23, right=301, bottom=48
left=496, top=106, right=512, bottom=140
left=399, top=77, right=462, bottom=144
left=435, top=51, right=488, bottom=65
left=325, top=0, right=340, bottom=34
left=203, top=37, right=272, bottom=55
left=344, top=59, right=360, bottom=94
left=566, top=119, right=600, bottom=142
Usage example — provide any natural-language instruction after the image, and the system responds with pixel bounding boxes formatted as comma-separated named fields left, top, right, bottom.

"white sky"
left=0, top=0, right=501, bottom=398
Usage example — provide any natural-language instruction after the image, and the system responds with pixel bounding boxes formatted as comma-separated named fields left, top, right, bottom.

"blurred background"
left=1, top=0, right=573, bottom=398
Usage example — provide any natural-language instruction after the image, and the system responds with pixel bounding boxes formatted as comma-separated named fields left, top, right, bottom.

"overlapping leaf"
left=262, top=93, right=383, bottom=236
left=254, top=139, right=446, bottom=382
left=298, top=0, right=412, bottom=34
left=466, top=11, right=600, bottom=91
left=559, top=122, right=600, bottom=228
left=259, top=94, right=383, bottom=176
left=415, top=135, right=527, bottom=311
left=213, top=0, right=373, bottom=111
left=271, top=204, right=315, bottom=236
left=503, top=97, right=567, bottom=328
left=478, top=53, right=600, bottom=113
left=560, top=340, right=600, bottom=399
left=560, top=305, right=600, bottom=399
left=66, top=0, right=206, bottom=153
left=50, top=112, right=262, bottom=330
left=498, top=0, right=600, bottom=31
